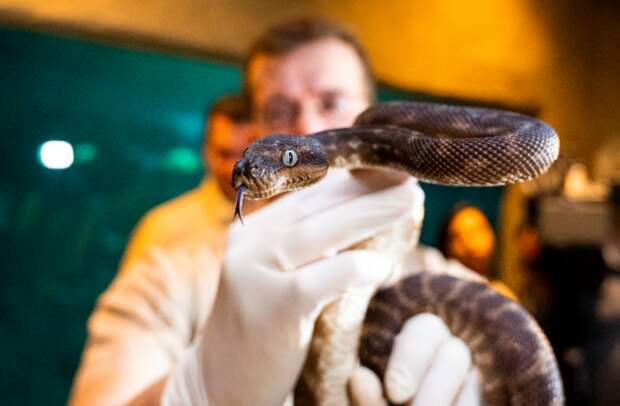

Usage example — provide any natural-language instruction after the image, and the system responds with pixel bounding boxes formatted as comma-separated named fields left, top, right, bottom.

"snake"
left=231, top=101, right=563, bottom=405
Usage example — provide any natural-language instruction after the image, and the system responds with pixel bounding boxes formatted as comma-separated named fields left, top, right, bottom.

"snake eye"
left=282, top=149, right=298, bottom=167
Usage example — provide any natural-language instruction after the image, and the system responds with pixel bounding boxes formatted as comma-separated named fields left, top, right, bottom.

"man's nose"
left=293, top=106, right=325, bottom=135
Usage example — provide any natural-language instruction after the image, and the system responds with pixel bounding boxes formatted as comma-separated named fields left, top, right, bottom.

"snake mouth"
left=234, top=174, right=317, bottom=199
left=232, top=173, right=279, bottom=200
left=232, top=174, right=319, bottom=223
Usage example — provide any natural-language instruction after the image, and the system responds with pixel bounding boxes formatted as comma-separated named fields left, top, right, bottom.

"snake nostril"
left=231, top=160, right=248, bottom=188
left=233, top=160, right=246, bottom=174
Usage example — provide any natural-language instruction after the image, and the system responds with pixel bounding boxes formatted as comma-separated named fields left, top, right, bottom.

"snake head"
left=231, top=134, right=329, bottom=202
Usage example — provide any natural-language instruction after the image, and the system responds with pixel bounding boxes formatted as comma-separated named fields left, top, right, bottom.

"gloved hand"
left=350, top=313, right=482, bottom=406
left=162, top=169, right=425, bottom=406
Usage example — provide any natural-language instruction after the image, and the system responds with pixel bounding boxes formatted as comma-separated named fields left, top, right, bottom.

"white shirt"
left=120, top=177, right=233, bottom=271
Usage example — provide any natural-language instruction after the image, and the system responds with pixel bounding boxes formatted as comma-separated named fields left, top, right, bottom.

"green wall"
left=0, top=28, right=502, bottom=405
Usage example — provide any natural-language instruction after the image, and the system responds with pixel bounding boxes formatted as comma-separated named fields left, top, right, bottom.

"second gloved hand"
left=349, top=313, right=482, bottom=406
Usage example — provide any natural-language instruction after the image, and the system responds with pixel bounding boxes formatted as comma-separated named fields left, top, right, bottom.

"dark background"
left=0, top=28, right=503, bottom=405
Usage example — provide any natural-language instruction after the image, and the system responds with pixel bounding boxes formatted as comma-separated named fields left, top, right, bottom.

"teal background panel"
left=0, top=27, right=502, bottom=406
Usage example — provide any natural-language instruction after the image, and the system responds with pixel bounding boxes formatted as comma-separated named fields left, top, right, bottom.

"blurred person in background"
left=439, top=204, right=516, bottom=299
left=70, top=18, right=483, bottom=406
left=120, top=94, right=254, bottom=270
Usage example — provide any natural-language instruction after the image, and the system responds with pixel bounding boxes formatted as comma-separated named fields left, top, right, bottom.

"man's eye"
left=320, top=92, right=348, bottom=113
left=217, top=149, right=238, bottom=160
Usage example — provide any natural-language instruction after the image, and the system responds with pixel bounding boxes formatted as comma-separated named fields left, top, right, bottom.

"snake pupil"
left=282, top=149, right=298, bottom=167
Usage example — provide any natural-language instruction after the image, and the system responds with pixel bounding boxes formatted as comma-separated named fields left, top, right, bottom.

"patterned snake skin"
left=231, top=101, right=563, bottom=405
left=359, top=273, right=563, bottom=405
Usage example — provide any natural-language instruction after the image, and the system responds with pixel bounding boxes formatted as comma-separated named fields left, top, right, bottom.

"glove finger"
left=285, top=169, right=416, bottom=224
left=349, top=366, right=388, bottom=406
left=295, top=250, right=394, bottom=313
left=282, top=394, right=294, bottom=406
left=384, top=313, right=451, bottom=403
left=279, top=180, right=422, bottom=270
left=240, top=169, right=417, bottom=228
left=454, top=368, right=482, bottom=406
left=411, top=337, right=472, bottom=406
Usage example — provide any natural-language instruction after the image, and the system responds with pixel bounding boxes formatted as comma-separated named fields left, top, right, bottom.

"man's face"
left=206, top=113, right=254, bottom=200
left=248, top=38, right=371, bottom=136
left=447, top=207, right=496, bottom=275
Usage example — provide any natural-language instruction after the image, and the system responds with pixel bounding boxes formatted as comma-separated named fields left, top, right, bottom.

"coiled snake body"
left=232, top=101, right=563, bottom=405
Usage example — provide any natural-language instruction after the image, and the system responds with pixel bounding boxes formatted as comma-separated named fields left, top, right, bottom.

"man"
left=438, top=205, right=516, bottom=300
left=120, top=94, right=254, bottom=270
left=69, top=18, right=479, bottom=406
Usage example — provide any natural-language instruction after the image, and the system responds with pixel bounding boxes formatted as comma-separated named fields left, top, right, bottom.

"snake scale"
left=231, top=101, right=563, bottom=405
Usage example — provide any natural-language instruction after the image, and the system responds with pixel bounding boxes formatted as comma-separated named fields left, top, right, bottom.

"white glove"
left=162, top=169, right=425, bottom=406
left=350, top=313, right=482, bottom=406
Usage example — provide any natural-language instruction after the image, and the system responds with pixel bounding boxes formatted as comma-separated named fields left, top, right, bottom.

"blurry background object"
left=537, top=195, right=610, bottom=246
left=500, top=139, right=620, bottom=405
left=588, top=181, right=620, bottom=406
left=563, top=163, right=608, bottom=202
left=593, top=136, right=620, bottom=185
left=437, top=205, right=516, bottom=299
left=602, top=183, right=620, bottom=272
left=38, top=140, right=75, bottom=170
left=439, top=205, right=496, bottom=278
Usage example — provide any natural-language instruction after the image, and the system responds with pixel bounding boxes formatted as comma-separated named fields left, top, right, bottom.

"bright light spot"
left=39, top=140, right=74, bottom=169
left=162, top=147, right=201, bottom=174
